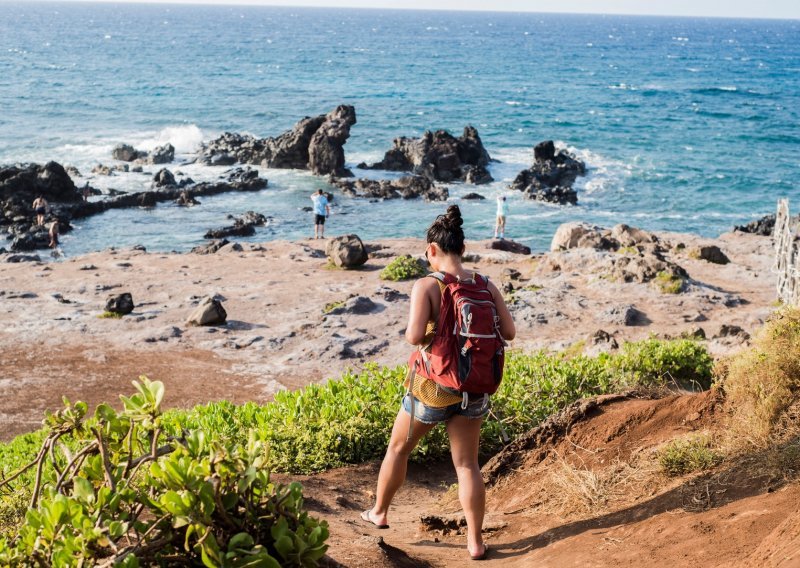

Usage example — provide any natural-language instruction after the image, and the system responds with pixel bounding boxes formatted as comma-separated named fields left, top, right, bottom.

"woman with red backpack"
left=361, top=205, right=516, bottom=561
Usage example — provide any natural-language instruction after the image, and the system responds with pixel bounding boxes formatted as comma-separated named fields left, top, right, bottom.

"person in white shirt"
left=494, top=196, right=508, bottom=239
left=311, top=189, right=331, bottom=239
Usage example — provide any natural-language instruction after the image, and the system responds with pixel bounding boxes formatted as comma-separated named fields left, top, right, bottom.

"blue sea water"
left=1, top=2, right=798, bottom=255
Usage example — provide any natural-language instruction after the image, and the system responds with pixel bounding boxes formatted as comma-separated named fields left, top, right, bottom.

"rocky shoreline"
left=0, top=104, right=600, bottom=255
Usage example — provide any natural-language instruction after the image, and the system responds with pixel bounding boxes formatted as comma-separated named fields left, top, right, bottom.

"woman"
left=362, top=205, right=515, bottom=560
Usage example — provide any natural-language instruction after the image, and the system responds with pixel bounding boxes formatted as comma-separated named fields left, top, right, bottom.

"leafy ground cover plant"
left=0, top=378, right=328, bottom=567
left=658, top=432, right=723, bottom=476
left=0, top=338, right=713, bottom=554
left=379, top=255, right=427, bottom=281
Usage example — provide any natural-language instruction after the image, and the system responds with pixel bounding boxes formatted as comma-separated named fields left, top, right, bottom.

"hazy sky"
left=37, top=0, right=800, bottom=20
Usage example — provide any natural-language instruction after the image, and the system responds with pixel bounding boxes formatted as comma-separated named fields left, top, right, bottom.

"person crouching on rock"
left=48, top=218, right=60, bottom=249
left=311, top=188, right=330, bottom=239
left=361, top=205, right=515, bottom=561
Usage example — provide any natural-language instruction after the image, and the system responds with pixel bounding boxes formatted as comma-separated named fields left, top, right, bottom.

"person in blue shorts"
left=310, top=189, right=330, bottom=239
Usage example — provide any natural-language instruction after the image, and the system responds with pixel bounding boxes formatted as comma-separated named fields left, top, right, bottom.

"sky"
left=31, top=0, right=800, bottom=20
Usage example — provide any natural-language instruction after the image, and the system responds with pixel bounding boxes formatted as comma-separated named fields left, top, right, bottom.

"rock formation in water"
left=510, top=140, right=586, bottom=205
left=204, top=211, right=270, bottom=240
left=196, top=105, right=357, bottom=177
left=361, top=126, right=493, bottom=184
left=328, top=175, right=448, bottom=201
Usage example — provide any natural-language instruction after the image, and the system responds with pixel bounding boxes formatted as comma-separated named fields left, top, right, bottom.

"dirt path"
left=298, top=393, right=800, bottom=567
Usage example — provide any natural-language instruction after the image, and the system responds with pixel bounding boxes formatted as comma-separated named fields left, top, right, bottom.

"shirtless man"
left=310, top=189, right=331, bottom=239
left=32, top=195, right=48, bottom=226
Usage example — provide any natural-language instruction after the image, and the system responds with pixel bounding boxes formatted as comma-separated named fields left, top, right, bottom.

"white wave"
left=505, top=101, right=522, bottom=106
left=133, top=124, right=206, bottom=155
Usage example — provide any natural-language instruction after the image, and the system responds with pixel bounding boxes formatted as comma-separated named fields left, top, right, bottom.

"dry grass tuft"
left=545, top=453, right=652, bottom=516
left=720, top=307, right=800, bottom=450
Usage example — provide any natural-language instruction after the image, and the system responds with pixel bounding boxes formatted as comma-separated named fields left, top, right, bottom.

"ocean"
left=1, top=2, right=798, bottom=255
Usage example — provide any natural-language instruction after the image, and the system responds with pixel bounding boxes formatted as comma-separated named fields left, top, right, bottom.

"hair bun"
left=444, top=205, right=463, bottom=228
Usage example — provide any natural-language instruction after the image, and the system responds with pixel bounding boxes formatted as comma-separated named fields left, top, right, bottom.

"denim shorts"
left=401, top=392, right=491, bottom=424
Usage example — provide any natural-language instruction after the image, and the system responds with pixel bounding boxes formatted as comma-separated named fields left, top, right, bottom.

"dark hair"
left=317, top=189, right=323, bottom=194
left=426, top=205, right=464, bottom=255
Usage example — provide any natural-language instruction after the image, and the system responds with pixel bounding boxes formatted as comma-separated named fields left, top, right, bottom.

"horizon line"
left=4, top=0, right=800, bottom=22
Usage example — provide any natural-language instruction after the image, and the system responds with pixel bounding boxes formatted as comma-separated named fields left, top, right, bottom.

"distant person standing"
left=311, top=189, right=330, bottom=239
left=32, top=195, right=48, bottom=226
left=494, top=195, right=508, bottom=240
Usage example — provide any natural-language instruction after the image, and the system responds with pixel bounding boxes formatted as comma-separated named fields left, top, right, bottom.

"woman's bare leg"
left=367, top=408, right=436, bottom=526
left=446, top=415, right=485, bottom=557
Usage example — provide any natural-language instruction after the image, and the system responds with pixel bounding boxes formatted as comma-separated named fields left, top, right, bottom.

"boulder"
left=690, top=245, right=730, bottom=265
left=489, top=239, right=531, bottom=255
left=148, top=143, right=175, bottom=165
left=326, top=295, right=377, bottom=315
left=5, top=254, right=41, bottom=263
left=326, top=234, right=368, bottom=268
left=191, top=239, right=229, bottom=254
left=204, top=211, right=268, bottom=239
left=714, top=324, right=750, bottom=340
left=611, top=224, right=656, bottom=247
left=152, top=168, right=176, bottom=188
left=187, top=296, right=227, bottom=326
left=11, top=231, right=50, bottom=252
left=600, top=305, right=644, bottom=326
left=461, top=192, right=486, bottom=200
left=112, top=144, right=143, bottom=162
left=510, top=141, right=585, bottom=204
left=365, top=126, right=491, bottom=183
left=463, top=165, right=494, bottom=185
left=550, top=222, right=597, bottom=251
left=174, top=191, right=200, bottom=206
left=105, top=292, right=134, bottom=315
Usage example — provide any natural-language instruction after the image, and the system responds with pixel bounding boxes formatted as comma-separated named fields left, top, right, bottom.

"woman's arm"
left=487, top=280, right=516, bottom=341
left=405, top=278, right=436, bottom=345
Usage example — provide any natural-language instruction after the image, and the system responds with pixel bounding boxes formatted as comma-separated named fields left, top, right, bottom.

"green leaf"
left=72, top=477, right=95, bottom=504
left=227, top=532, right=255, bottom=552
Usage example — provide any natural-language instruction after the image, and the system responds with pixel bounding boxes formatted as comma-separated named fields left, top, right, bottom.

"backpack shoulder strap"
left=427, top=271, right=448, bottom=293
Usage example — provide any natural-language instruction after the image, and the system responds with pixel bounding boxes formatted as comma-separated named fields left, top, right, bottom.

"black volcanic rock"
left=204, top=211, right=269, bottom=239
left=329, top=175, right=448, bottom=201
left=510, top=141, right=585, bottom=205
left=365, top=126, right=493, bottom=184
left=197, top=105, right=356, bottom=177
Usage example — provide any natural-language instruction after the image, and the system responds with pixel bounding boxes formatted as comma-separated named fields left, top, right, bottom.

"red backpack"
left=408, top=272, right=506, bottom=395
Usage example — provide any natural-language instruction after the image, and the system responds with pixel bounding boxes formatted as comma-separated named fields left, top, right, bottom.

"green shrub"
left=609, top=338, right=714, bottom=390
left=97, top=311, right=123, bottom=319
left=659, top=433, right=723, bottom=476
left=0, top=337, right=715, bottom=543
left=322, top=300, right=345, bottom=314
left=653, top=271, right=685, bottom=294
left=380, top=255, right=427, bottom=281
left=0, top=379, right=328, bottom=567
